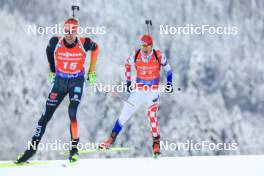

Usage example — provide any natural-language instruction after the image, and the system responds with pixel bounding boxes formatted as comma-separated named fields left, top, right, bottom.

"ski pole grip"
left=71, top=5, right=80, bottom=17
left=145, top=20, right=152, bottom=26
left=71, top=5, right=80, bottom=11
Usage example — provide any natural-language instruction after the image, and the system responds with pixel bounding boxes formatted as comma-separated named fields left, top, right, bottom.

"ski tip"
left=62, top=161, right=77, bottom=167
left=0, top=161, right=49, bottom=168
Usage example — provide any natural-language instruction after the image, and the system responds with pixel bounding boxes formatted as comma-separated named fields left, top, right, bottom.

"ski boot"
left=69, top=139, right=79, bottom=163
left=15, top=141, right=39, bottom=164
left=153, top=136, right=161, bottom=158
left=99, top=132, right=118, bottom=149
left=69, top=146, right=79, bottom=163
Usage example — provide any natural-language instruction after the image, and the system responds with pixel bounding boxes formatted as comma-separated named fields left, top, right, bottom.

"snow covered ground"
left=1, top=0, right=264, bottom=160
left=1, top=155, right=264, bottom=176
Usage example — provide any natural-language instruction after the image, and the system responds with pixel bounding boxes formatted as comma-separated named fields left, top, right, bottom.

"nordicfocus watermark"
left=160, top=24, right=238, bottom=35
left=27, top=140, right=100, bottom=151
left=27, top=24, right=106, bottom=35
left=160, top=140, right=238, bottom=152
left=92, top=82, right=174, bottom=93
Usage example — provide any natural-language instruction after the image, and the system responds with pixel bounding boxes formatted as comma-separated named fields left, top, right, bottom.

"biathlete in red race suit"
left=16, top=18, right=99, bottom=163
left=99, top=34, right=173, bottom=157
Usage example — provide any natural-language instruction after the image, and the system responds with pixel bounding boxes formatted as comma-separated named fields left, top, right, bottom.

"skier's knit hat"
left=64, top=18, right=78, bottom=33
left=140, top=34, right=153, bottom=46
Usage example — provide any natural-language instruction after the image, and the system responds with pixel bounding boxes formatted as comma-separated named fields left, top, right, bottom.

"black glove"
left=165, top=82, right=173, bottom=93
left=126, top=81, right=133, bottom=93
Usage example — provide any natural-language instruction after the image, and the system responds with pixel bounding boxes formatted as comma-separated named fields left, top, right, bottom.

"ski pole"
left=110, top=91, right=136, bottom=107
left=71, top=5, right=80, bottom=18
left=145, top=20, right=152, bottom=34
left=90, top=81, right=136, bottom=107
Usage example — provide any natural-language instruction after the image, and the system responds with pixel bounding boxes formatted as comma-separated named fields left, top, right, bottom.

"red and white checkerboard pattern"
left=147, top=103, right=160, bottom=137
left=125, top=60, right=131, bottom=81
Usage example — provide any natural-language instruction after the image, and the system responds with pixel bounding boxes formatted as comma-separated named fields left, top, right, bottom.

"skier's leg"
left=32, top=82, right=67, bottom=143
left=99, top=91, right=145, bottom=149
left=17, top=80, right=66, bottom=163
left=112, top=91, right=145, bottom=134
left=68, top=78, right=84, bottom=162
left=68, top=78, right=84, bottom=139
left=146, top=91, right=161, bottom=156
left=147, top=102, right=160, bottom=137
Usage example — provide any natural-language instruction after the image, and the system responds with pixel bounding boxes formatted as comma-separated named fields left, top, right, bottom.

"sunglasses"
left=140, top=45, right=152, bottom=50
left=64, top=30, right=77, bottom=35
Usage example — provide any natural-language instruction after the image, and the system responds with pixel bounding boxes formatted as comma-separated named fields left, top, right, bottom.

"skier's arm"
left=124, top=52, right=135, bottom=93
left=125, top=52, right=135, bottom=82
left=46, top=37, right=59, bottom=73
left=160, top=53, right=173, bottom=86
left=125, top=60, right=132, bottom=82
left=83, top=38, right=99, bottom=73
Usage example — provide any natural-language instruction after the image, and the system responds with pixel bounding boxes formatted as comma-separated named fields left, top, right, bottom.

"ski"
left=62, top=161, right=78, bottom=167
left=60, top=147, right=129, bottom=155
left=0, top=161, right=49, bottom=168
left=80, top=147, right=130, bottom=154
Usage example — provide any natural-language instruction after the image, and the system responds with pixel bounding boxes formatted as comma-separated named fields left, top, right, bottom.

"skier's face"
left=64, top=19, right=78, bottom=43
left=64, top=30, right=77, bottom=42
left=141, top=45, right=152, bottom=56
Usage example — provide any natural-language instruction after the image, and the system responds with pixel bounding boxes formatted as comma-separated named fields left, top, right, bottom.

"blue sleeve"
left=166, top=70, right=173, bottom=84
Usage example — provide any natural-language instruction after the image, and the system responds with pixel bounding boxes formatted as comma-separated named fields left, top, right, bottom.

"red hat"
left=140, top=34, right=153, bottom=46
left=64, top=18, right=78, bottom=33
